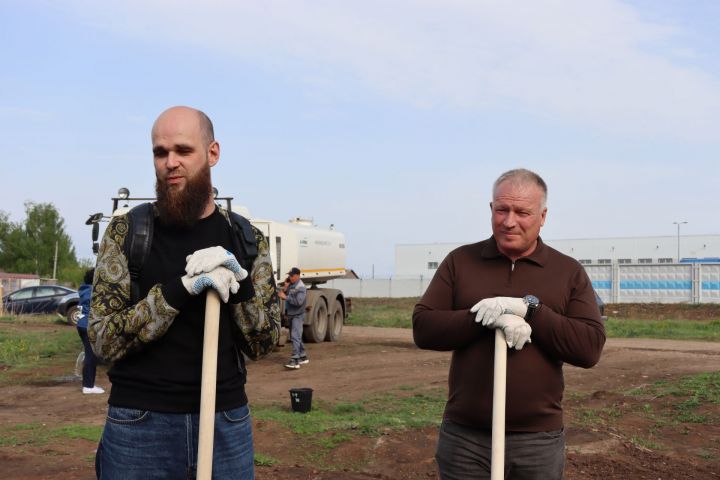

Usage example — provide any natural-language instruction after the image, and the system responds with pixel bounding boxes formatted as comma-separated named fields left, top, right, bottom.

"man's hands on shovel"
left=181, top=246, right=248, bottom=303
left=493, top=314, right=532, bottom=350
left=471, top=296, right=532, bottom=350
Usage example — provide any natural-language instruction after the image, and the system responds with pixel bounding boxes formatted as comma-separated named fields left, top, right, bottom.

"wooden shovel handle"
left=197, top=289, right=221, bottom=480
left=491, top=328, right=508, bottom=480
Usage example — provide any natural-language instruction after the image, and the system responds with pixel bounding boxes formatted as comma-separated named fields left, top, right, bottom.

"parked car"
left=2, top=285, right=81, bottom=325
left=594, top=289, right=608, bottom=323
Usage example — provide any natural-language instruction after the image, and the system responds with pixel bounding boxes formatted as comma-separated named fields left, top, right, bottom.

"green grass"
left=346, top=298, right=720, bottom=341
left=630, top=435, right=664, bottom=451
left=253, top=388, right=445, bottom=437
left=572, top=406, right=624, bottom=428
left=0, top=422, right=102, bottom=447
left=0, top=314, right=68, bottom=326
left=346, top=298, right=416, bottom=328
left=253, top=387, right=445, bottom=470
left=568, top=372, right=720, bottom=454
left=0, top=317, right=80, bottom=384
left=605, top=318, right=720, bottom=341
left=253, top=453, right=280, bottom=467
left=628, top=371, right=720, bottom=424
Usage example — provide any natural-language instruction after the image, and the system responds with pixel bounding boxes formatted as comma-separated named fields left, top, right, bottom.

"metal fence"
left=327, top=278, right=432, bottom=298
left=585, top=263, right=720, bottom=304
left=328, top=263, right=720, bottom=303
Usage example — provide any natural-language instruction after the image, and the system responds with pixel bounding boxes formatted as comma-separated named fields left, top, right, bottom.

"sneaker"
left=82, top=386, right=105, bottom=394
left=298, top=356, right=310, bottom=365
left=284, top=359, right=300, bottom=370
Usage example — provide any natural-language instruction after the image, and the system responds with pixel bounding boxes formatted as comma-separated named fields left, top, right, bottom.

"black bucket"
left=289, top=387, right=313, bottom=413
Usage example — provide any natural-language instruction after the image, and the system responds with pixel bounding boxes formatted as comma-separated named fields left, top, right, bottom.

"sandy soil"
left=1, top=325, right=719, bottom=479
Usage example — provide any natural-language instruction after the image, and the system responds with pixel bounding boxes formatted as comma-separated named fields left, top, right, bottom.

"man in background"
left=279, top=267, right=309, bottom=369
left=77, top=268, right=104, bottom=394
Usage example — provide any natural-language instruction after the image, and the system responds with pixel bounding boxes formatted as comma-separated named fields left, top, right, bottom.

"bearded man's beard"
left=155, top=163, right=213, bottom=228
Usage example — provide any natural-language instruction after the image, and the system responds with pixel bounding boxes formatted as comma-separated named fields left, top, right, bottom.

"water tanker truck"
left=247, top=212, right=348, bottom=342
left=87, top=188, right=349, bottom=343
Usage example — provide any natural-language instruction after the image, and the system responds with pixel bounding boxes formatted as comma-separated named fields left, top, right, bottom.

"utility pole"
left=52, top=241, right=58, bottom=281
left=673, top=221, right=687, bottom=262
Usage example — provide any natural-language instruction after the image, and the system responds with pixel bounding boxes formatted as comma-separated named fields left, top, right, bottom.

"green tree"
left=0, top=202, right=79, bottom=281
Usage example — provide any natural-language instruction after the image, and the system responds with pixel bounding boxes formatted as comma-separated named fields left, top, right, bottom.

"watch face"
left=525, top=295, right=540, bottom=307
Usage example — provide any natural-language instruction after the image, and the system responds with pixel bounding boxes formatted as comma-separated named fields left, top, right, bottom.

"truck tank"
left=244, top=212, right=349, bottom=343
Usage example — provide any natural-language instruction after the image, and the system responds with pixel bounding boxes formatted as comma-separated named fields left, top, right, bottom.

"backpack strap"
left=122, top=204, right=257, bottom=305
left=124, top=202, right=154, bottom=304
left=229, top=211, right=258, bottom=269
left=228, top=210, right=258, bottom=302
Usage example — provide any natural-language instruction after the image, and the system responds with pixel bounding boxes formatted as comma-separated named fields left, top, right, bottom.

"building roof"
left=0, top=271, right=40, bottom=280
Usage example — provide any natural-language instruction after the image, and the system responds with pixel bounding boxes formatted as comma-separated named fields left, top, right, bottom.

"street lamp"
left=673, top=221, right=688, bottom=262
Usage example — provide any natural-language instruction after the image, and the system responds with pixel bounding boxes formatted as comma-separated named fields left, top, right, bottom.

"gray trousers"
left=435, top=419, right=565, bottom=480
left=289, top=313, right=306, bottom=359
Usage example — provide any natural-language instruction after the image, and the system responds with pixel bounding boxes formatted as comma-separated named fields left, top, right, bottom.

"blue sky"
left=1, top=0, right=718, bottom=277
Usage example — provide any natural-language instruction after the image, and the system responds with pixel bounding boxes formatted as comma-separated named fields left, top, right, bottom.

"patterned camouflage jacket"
left=88, top=206, right=281, bottom=362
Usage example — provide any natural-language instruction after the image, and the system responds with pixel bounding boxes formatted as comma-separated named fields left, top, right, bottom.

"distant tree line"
left=0, top=202, right=91, bottom=287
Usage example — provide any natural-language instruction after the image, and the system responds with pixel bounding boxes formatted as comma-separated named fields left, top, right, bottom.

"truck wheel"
left=67, top=305, right=82, bottom=326
left=303, top=298, right=328, bottom=343
left=325, top=299, right=343, bottom=342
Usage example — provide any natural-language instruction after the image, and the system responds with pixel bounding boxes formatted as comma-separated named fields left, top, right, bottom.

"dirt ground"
left=2, top=324, right=719, bottom=479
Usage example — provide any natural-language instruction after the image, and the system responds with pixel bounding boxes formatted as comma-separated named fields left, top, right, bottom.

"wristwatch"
left=523, top=295, right=540, bottom=321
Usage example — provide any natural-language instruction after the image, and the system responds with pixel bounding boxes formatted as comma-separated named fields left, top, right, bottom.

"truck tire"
left=325, top=299, right=343, bottom=342
left=303, top=298, right=328, bottom=343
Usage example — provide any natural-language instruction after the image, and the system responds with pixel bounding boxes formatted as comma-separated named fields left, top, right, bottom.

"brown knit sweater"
left=413, top=237, right=605, bottom=432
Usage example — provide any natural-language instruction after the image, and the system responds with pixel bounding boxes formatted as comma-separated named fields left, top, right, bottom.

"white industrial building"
left=384, top=235, right=720, bottom=304
left=395, top=235, right=720, bottom=279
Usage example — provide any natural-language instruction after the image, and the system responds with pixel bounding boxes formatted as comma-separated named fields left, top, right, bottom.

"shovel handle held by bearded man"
left=197, top=290, right=221, bottom=480
left=491, top=328, right=508, bottom=480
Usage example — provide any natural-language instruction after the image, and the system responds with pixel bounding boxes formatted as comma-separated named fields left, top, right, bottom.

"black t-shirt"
left=108, top=208, right=248, bottom=413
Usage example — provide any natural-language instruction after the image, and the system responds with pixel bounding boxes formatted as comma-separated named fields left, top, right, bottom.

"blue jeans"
left=96, top=404, right=254, bottom=479
left=289, top=313, right=306, bottom=359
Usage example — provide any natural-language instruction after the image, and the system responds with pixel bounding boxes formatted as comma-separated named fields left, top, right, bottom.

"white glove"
left=185, top=246, right=248, bottom=281
left=181, top=266, right=240, bottom=303
left=495, top=313, right=532, bottom=350
left=470, top=296, right=528, bottom=327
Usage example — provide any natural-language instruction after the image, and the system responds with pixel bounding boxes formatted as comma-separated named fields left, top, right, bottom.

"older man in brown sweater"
left=413, top=168, right=605, bottom=480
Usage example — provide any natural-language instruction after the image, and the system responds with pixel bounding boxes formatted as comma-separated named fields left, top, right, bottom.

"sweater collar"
left=483, top=236, right=548, bottom=266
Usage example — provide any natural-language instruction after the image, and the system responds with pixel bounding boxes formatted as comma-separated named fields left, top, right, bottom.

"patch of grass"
left=0, top=322, right=79, bottom=385
left=631, top=435, right=663, bottom=451
left=628, top=371, right=720, bottom=424
left=605, top=318, right=720, bottom=341
left=630, top=372, right=720, bottom=404
left=51, top=424, right=103, bottom=441
left=0, top=314, right=68, bottom=326
left=253, top=388, right=445, bottom=437
left=254, top=453, right=280, bottom=467
left=572, top=408, right=605, bottom=428
left=346, top=298, right=417, bottom=329
left=571, top=406, right=623, bottom=428
left=565, top=391, right=589, bottom=401
left=316, top=432, right=353, bottom=450
left=252, top=387, right=444, bottom=472
left=698, top=450, right=716, bottom=460
left=0, top=422, right=102, bottom=447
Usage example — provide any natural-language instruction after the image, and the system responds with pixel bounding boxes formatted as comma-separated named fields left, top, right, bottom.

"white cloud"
left=56, top=1, right=720, bottom=141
